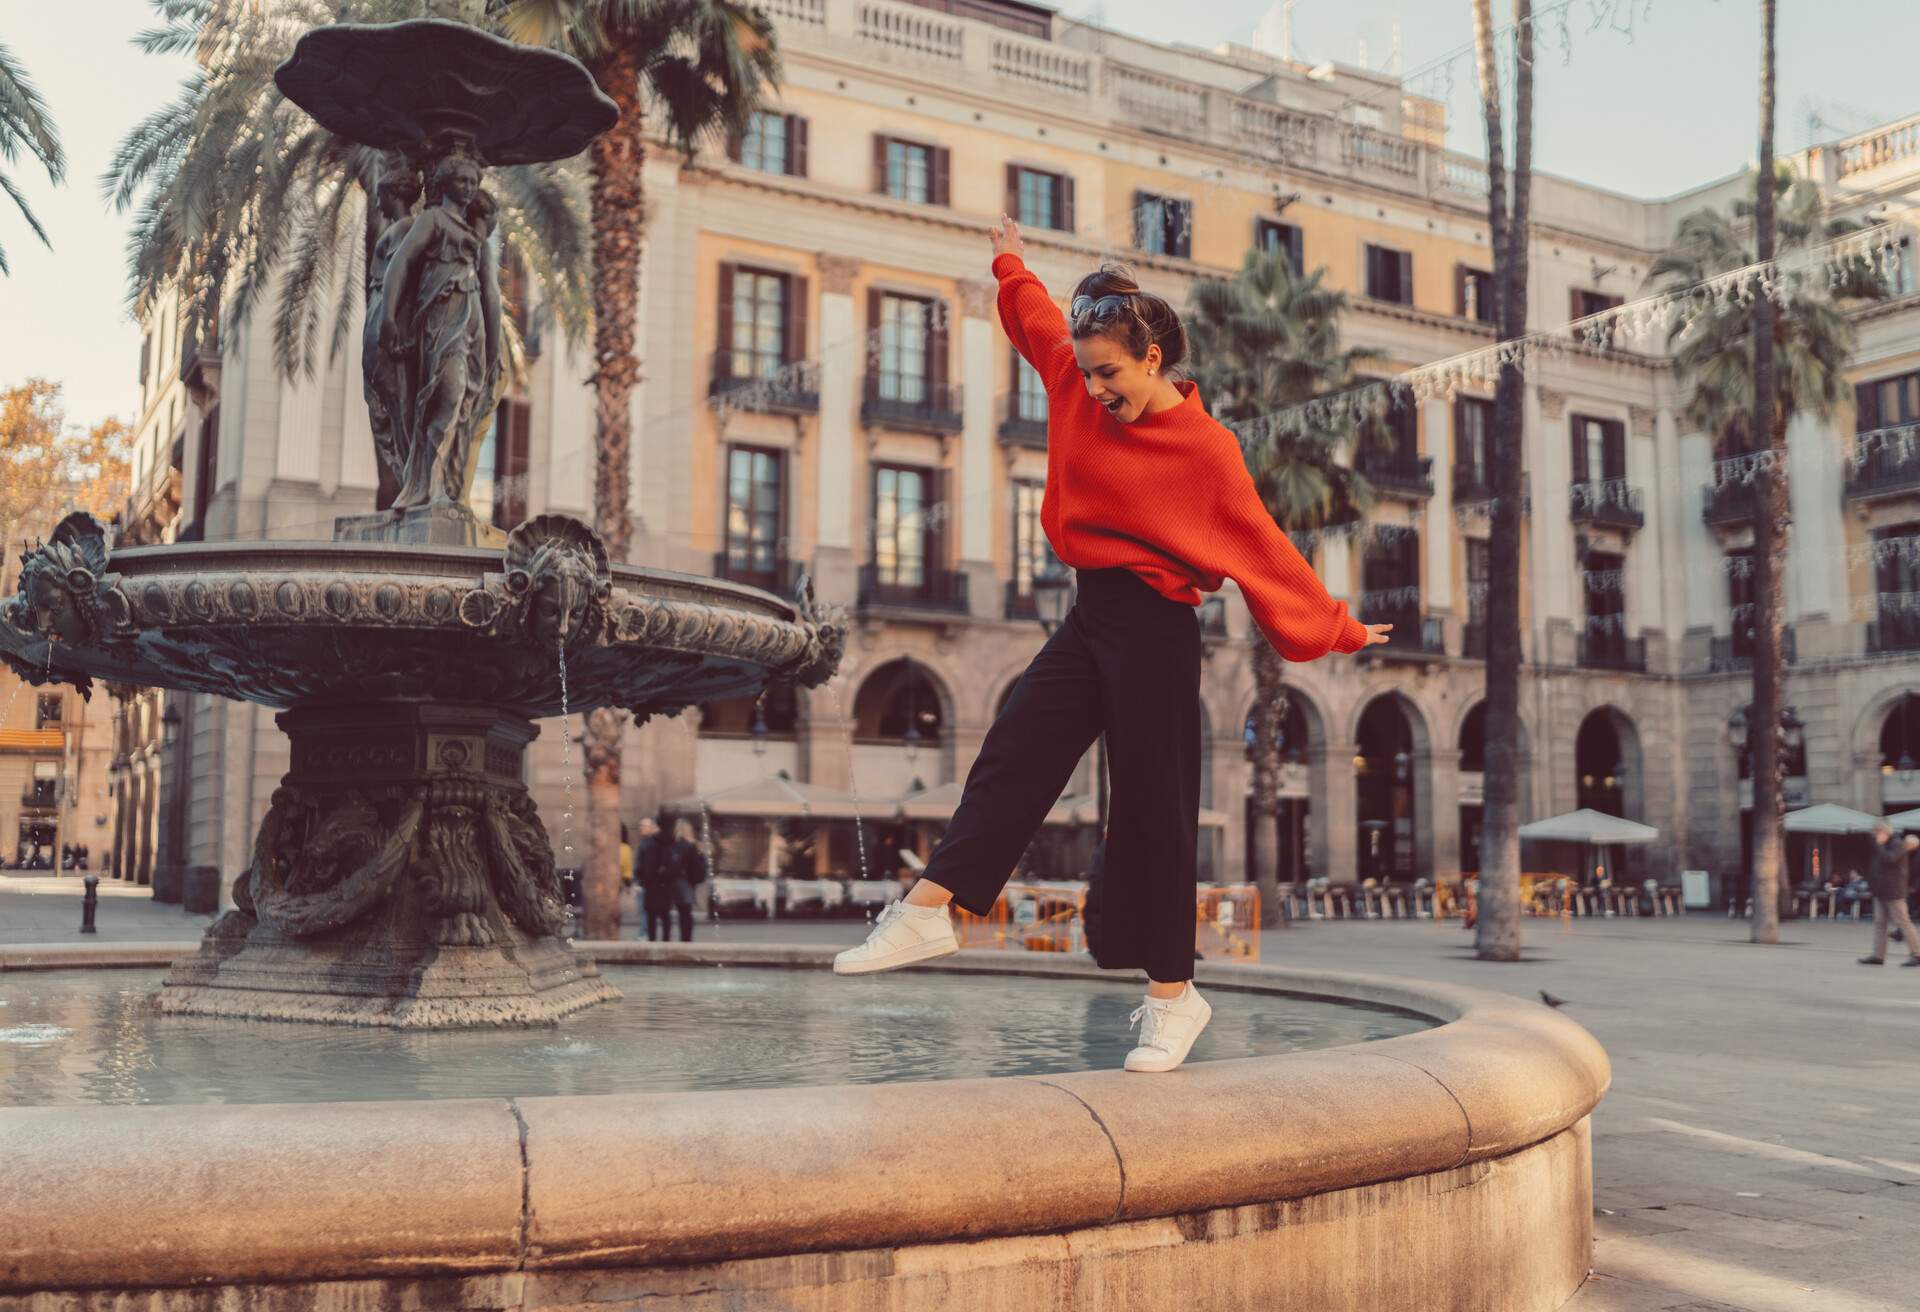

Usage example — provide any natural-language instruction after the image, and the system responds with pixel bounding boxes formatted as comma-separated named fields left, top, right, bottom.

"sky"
left=0, top=0, right=1914, bottom=433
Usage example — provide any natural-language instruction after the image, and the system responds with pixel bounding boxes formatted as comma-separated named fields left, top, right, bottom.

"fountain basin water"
left=0, top=944, right=1610, bottom=1311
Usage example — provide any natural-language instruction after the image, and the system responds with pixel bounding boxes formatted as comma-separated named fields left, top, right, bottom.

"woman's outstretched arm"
left=989, top=216, right=1075, bottom=391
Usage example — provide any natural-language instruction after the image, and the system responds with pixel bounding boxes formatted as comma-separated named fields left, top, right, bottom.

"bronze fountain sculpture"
left=0, top=20, right=845, bottom=1026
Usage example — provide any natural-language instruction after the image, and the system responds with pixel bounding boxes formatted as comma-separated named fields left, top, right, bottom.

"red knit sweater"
left=994, top=253, right=1369, bottom=662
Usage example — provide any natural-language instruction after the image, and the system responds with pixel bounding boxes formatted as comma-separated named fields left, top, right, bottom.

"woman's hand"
left=1362, top=622, right=1394, bottom=647
left=990, top=214, right=1025, bottom=261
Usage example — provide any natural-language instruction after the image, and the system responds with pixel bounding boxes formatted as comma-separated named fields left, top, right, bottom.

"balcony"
left=1845, top=425, right=1920, bottom=503
left=19, top=783, right=59, bottom=811
left=1462, top=620, right=1487, bottom=659
left=1868, top=606, right=1920, bottom=654
left=711, top=551, right=803, bottom=598
left=1004, top=581, right=1040, bottom=622
left=1568, top=478, right=1645, bottom=532
left=1355, top=450, right=1435, bottom=499
left=997, top=393, right=1048, bottom=449
left=1702, top=479, right=1761, bottom=527
left=861, top=375, right=964, bottom=435
left=708, top=351, right=820, bottom=416
left=858, top=563, right=970, bottom=615
left=1578, top=633, right=1647, bottom=672
left=1709, top=628, right=1797, bottom=672
left=1452, top=464, right=1492, bottom=505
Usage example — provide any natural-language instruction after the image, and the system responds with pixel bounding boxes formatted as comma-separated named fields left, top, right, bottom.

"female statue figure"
left=363, top=151, right=422, bottom=494
left=379, top=149, right=501, bottom=510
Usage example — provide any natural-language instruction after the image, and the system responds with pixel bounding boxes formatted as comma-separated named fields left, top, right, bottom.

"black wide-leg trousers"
left=920, top=567, right=1202, bottom=983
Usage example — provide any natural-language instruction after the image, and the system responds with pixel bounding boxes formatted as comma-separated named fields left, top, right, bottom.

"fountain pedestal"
left=158, top=702, right=617, bottom=1027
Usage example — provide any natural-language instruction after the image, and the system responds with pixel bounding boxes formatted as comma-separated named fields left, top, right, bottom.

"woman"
left=834, top=218, right=1390, bottom=1073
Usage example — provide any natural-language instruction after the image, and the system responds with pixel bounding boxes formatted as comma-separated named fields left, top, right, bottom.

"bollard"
left=80, top=874, right=99, bottom=935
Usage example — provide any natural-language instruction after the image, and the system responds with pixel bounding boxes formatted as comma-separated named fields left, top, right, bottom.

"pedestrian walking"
left=833, top=217, right=1391, bottom=1073
left=636, top=814, right=673, bottom=942
left=667, top=818, right=705, bottom=942
left=1859, top=822, right=1920, bottom=967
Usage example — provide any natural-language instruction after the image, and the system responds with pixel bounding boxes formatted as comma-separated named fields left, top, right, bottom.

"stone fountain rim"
left=0, top=943, right=1610, bottom=1294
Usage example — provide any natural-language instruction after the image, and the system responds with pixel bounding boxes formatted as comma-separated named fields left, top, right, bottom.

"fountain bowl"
left=0, top=945, right=1609, bottom=1311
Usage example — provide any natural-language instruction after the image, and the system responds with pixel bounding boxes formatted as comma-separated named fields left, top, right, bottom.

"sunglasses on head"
left=1070, top=293, right=1140, bottom=328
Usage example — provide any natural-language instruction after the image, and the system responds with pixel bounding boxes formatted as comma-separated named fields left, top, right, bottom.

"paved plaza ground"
left=4, top=873, right=1917, bottom=1311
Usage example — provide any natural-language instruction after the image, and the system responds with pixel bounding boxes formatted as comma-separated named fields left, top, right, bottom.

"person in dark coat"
left=1859, top=822, right=1920, bottom=967
left=665, top=819, right=706, bottom=942
left=637, top=813, right=677, bottom=943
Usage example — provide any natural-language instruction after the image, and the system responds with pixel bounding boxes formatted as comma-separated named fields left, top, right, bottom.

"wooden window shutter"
left=1857, top=380, right=1881, bottom=433
left=784, top=274, right=809, bottom=364
left=1132, top=190, right=1149, bottom=247
left=1603, top=419, right=1626, bottom=480
left=931, top=146, right=952, bottom=207
left=725, top=122, right=743, bottom=163
left=1455, top=264, right=1468, bottom=317
left=1570, top=289, right=1583, bottom=322
left=1173, top=201, right=1192, bottom=258
left=715, top=263, right=736, bottom=381
left=1005, top=164, right=1020, bottom=222
left=926, top=466, right=948, bottom=571
left=1451, top=398, right=1464, bottom=464
left=872, top=135, right=889, bottom=194
left=788, top=115, right=808, bottom=177
left=1286, top=225, right=1303, bottom=275
left=929, top=299, right=950, bottom=393
left=1395, top=250, right=1412, bottom=303
left=1569, top=418, right=1589, bottom=483
left=866, top=287, right=883, bottom=394
left=1058, top=174, right=1075, bottom=232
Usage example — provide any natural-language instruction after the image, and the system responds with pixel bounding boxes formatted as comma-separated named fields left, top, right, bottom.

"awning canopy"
left=664, top=772, right=868, bottom=820
left=1883, top=806, right=1920, bottom=831
left=1782, top=803, right=1885, bottom=835
left=895, top=780, right=967, bottom=820
left=1517, top=808, right=1660, bottom=845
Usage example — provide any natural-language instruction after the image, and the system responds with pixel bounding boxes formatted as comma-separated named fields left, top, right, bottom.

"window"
left=27, top=761, right=57, bottom=806
left=1255, top=219, right=1303, bottom=275
left=1014, top=352, right=1047, bottom=423
left=725, top=446, right=786, bottom=584
left=1457, top=266, right=1495, bottom=324
left=877, top=294, right=933, bottom=403
left=1570, top=414, right=1626, bottom=483
left=874, top=136, right=949, bottom=206
left=1358, top=383, right=1417, bottom=466
left=1570, top=289, right=1623, bottom=320
left=1889, top=235, right=1916, bottom=297
left=1007, top=166, right=1073, bottom=232
left=873, top=465, right=933, bottom=588
left=1728, top=547, right=1757, bottom=661
left=34, top=695, right=61, bottom=730
left=488, top=398, right=531, bottom=529
left=1456, top=397, right=1493, bottom=485
left=730, top=269, right=788, bottom=380
left=1365, top=244, right=1413, bottom=305
left=1360, top=529, right=1420, bottom=620
left=734, top=111, right=809, bottom=177
left=1857, top=370, right=1920, bottom=432
left=1466, top=540, right=1490, bottom=624
left=1011, top=480, right=1056, bottom=597
left=1584, top=549, right=1625, bottom=640
left=1133, top=191, right=1192, bottom=259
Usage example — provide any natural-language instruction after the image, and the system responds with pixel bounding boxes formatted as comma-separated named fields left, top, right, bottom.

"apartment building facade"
left=113, top=0, right=1920, bottom=903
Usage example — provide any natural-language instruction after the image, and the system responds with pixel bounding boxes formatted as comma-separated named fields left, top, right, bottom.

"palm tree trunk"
left=578, top=41, right=647, bottom=942
left=1748, top=0, right=1784, bottom=944
left=1472, top=0, right=1533, bottom=962
left=1248, top=640, right=1288, bottom=928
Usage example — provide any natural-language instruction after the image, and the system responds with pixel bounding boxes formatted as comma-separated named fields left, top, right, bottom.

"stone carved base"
left=334, top=502, right=505, bottom=548
left=156, top=702, right=619, bottom=1028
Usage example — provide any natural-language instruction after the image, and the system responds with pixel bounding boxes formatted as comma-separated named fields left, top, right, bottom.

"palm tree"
left=0, top=40, right=65, bottom=275
left=500, top=0, right=779, bottom=941
left=1469, top=0, right=1533, bottom=963
left=1189, top=246, right=1377, bottom=927
left=107, top=0, right=590, bottom=384
left=1653, top=167, right=1877, bottom=941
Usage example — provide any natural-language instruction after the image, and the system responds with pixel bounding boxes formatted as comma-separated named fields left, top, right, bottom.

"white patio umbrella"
left=1517, top=808, right=1660, bottom=886
left=1883, top=806, right=1920, bottom=831
left=664, top=771, right=870, bottom=880
left=1783, top=802, right=1887, bottom=887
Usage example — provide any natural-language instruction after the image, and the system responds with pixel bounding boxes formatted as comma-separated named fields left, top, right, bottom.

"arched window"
left=1459, top=703, right=1487, bottom=773
left=852, top=659, right=945, bottom=745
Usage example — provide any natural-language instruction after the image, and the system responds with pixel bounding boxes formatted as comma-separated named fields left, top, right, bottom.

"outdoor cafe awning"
left=1883, top=806, right=1920, bottom=831
left=664, top=771, right=867, bottom=820
left=1517, top=808, right=1660, bottom=845
left=1782, top=803, right=1884, bottom=835
left=895, top=780, right=967, bottom=820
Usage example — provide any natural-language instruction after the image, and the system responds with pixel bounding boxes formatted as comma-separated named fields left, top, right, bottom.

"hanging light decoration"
left=750, top=692, right=769, bottom=758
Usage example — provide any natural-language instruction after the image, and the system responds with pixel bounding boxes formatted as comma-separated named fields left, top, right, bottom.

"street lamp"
left=1781, top=708, right=1805, bottom=754
left=161, top=702, right=182, bottom=750
left=749, top=695, right=769, bottom=757
left=1392, top=750, right=1410, bottom=784
left=1032, top=556, right=1072, bottom=636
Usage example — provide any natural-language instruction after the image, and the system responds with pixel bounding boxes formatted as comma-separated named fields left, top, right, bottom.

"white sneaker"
left=1123, top=983, right=1212, bottom=1073
left=832, top=900, right=959, bottom=975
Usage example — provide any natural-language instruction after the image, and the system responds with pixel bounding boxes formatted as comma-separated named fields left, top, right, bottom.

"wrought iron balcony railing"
left=1355, top=450, right=1435, bottom=498
left=1702, top=479, right=1761, bottom=527
left=1578, top=633, right=1646, bottom=671
left=861, top=375, right=964, bottom=434
left=997, top=393, right=1048, bottom=449
left=1709, top=628, right=1796, bottom=672
left=1569, top=478, right=1645, bottom=531
left=710, top=551, right=803, bottom=597
left=708, top=351, right=820, bottom=415
left=858, top=563, right=970, bottom=615
left=1845, top=424, right=1920, bottom=502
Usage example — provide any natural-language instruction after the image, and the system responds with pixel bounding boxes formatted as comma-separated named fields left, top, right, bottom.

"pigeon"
left=1539, top=990, right=1569, bottom=1009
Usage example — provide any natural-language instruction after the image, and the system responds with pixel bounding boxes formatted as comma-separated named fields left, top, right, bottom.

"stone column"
left=1533, top=387, right=1572, bottom=632
left=1425, top=746, right=1458, bottom=880
left=958, top=279, right=998, bottom=617
left=1314, top=741, right=1358, bottom=884
left=814, top=253, right=862, bottom=608
left=1422, top=398, right=1453, bottom=618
